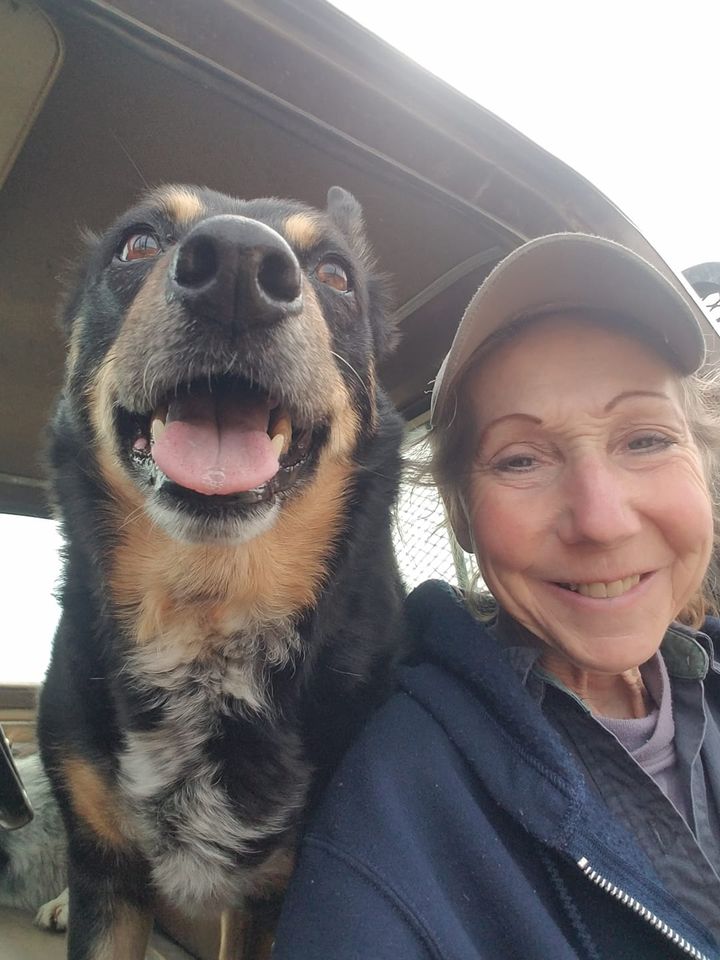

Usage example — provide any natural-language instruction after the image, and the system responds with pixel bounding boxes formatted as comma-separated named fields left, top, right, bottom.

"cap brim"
left=431, top=233, right=708, bottom=424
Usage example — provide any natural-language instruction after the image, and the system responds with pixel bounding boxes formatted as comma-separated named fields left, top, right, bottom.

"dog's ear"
left=326, top=187, right=369, bottom=261
left=327, top=187, right=399, bottom=359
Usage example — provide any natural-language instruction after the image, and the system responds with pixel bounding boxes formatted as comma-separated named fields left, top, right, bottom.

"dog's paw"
left=34, top=887, right=69, bottom=932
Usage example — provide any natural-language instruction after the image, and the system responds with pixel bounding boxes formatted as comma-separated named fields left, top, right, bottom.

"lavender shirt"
left=598, top=654, right=688, bottom=823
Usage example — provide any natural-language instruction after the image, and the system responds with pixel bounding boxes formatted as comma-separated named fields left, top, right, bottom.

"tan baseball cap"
left=431, top=233, right=710, bottom=425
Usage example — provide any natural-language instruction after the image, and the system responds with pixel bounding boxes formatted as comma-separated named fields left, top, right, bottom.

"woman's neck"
left=539, top=652, right=652, bottom=719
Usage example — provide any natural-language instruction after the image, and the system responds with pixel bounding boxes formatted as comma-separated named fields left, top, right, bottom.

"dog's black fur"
left=38, top=185, right=404, bottom=958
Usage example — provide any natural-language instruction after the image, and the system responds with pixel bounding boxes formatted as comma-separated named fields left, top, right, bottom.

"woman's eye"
left=315, top=259, right=351, bottom=293
left=117, top=232, right=162, bottom=262
left=627, top=432, right=675, bottom=452
left=493, top=454, right=538, bottom=473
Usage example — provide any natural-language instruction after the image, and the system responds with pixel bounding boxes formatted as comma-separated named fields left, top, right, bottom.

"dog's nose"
left=170, top=215, right=303, bottom=328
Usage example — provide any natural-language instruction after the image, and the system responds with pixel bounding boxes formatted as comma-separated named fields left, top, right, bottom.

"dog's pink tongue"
left=151, top=390, right=279, bottom=495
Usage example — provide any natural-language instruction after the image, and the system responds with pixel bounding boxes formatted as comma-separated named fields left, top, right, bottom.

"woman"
left=273, top=234, right=720, bottom=959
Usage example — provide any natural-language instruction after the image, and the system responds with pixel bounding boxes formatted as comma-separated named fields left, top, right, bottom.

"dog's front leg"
left=218, top=846, right=296, bottom=959
left=219, top=906, right=275, bottom=960
left=219, top=908, right=249, bottom=960
left=66, top=848, right=153, bottom=960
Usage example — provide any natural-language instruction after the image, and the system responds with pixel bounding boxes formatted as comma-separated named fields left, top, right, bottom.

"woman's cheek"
left=468, top=483, right=537, bottom=572
left=658, top=459, right=713, bottom=560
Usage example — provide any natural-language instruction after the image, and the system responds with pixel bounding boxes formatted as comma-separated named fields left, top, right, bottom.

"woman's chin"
left=523, top=575, right=673, bottom=675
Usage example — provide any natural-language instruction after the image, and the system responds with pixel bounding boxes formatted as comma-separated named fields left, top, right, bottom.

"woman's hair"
left=428, top=312, right=720, bottom=627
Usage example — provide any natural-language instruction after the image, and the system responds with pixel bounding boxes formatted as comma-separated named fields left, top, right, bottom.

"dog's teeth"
left=270, top=412, right=292, bottom=456
left=270, top=433, right=287, bottom=457
left=151, top=416, right=166, bottom=443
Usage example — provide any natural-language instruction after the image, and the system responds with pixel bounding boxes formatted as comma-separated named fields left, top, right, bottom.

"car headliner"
left=0, top=0, right=702, bottom=517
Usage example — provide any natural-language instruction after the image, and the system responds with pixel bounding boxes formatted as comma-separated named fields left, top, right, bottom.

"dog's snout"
left=171, top=215, right=302, bottom=328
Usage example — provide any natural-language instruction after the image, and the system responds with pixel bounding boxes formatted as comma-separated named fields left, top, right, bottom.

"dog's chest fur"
left=117, top=618, right=308, bottom=907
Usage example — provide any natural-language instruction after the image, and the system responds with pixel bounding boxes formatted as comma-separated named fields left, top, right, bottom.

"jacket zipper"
left=577, top=857, right=711, bottom=960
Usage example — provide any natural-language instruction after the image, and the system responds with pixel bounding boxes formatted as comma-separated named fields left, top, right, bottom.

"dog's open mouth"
left=118, top=376, right=322, bottom=504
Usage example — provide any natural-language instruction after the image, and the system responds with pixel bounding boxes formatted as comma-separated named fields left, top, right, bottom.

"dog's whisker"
left=328, top=667, right=365, bottom=679
left=109, top=128, right=151, bottom=191
left=357, top=466, right=400, bottom=481
left=330, top=351, right=372, bottom=404
left=141, top=357, right=154, bottom=407
left=117, top=503, right=147, bottom=531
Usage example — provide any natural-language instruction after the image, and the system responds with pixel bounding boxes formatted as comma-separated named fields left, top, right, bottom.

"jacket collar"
left=662, top=624, right=711, bottom=679
left=404, top=580, right=623, bottom=839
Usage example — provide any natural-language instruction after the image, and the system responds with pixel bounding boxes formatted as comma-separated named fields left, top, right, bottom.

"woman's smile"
left=542, top=570, right=654, bottom=606
left=553, top=574, right=642, bottom=598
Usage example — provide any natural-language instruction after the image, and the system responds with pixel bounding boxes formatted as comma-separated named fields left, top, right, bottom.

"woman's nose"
left=557, top=456, right=642, bottom=546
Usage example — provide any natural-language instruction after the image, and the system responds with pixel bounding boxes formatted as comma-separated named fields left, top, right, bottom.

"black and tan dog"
left=38, top=185, right=405, bottom=959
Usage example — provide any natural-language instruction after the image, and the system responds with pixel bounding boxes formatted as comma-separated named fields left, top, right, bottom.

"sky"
left=3, top=0, right=718, bottom=683
left=331, top=0, right=719, bottom=273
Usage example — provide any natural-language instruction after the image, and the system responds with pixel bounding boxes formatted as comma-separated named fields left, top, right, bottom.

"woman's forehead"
left=463, top=313, right=683, bottom=427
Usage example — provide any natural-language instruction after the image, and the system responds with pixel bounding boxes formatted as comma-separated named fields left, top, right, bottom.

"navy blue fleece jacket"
left=273, top=581, right=720, bottom=960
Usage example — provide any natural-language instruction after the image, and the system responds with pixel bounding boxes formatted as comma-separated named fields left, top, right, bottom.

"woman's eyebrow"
left=480, top=392, right=674, bottom=441
left=603, top=390, right=672, bottom=412
left=479, top=412, right=542, bottom=442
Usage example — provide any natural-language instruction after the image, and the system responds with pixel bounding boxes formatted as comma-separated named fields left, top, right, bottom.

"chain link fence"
left=392, top=425, right=477, bottom=591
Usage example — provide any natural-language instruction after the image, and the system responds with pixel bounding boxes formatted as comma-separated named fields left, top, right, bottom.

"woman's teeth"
left=563, top=574, right=641, bottom=599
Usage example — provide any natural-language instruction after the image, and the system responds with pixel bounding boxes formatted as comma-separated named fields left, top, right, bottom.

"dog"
left=0, top=754, right=68, bottom=927
left=37, top=184, right=405, bottom=959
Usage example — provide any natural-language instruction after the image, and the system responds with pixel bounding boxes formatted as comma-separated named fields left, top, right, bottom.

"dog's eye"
left=117, top=232, right=162, bottom=262
left=315, top=259, right=351, bottom=293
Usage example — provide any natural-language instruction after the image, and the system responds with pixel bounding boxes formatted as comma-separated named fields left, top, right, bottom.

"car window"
left=0, top=429, right=476, bottom=688
left=1, top=514, right=61, bottom=684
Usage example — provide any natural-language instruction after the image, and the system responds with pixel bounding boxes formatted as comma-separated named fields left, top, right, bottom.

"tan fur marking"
left=62, top=757, right=127, bottom=850
left=296, top=282, right=362, bottom=455
left=88, top=349, right=143, bottom=509
left=220, top=909, right=249, bottom=960
left=108, top=450, right=355, bottom=649
left=93, top=904, right=153, bottom=960
left=233, top=851, right=294, bottom=959
left=283, top=212, right=321, bottom=250
left=249, top=933, right=275, bottom=960
left=220, top=853, right=291, bottom=960
left=157, top=186, right=204, bottom=226
left=87, top=255, right=176, bottom=506
left=124, top=253, right=174, bottom=336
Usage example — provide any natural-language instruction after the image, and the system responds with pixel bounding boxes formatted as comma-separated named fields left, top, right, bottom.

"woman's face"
left=458, top=314, right=714, bottom=674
